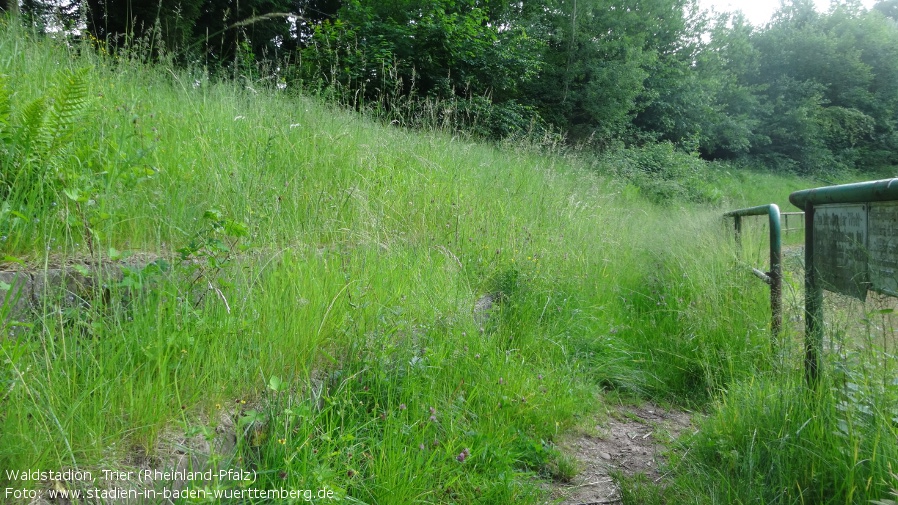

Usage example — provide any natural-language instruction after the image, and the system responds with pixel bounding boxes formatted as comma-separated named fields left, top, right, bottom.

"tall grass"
left=677, top=354, right=898, bottom=503
left=1, top=22, right=894, bottom=505
left=664, top=226, right=898, bottom=504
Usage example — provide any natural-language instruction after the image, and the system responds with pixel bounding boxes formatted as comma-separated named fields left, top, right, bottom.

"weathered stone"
left=3, top=255, right=231, bottom=331
left=31, top=268, right=95, bottom=309
left=1, top=271, right=34, bottom=336
left=473, top=292, right=499, bottom=330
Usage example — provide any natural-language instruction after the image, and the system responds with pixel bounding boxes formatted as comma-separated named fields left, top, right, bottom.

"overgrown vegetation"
left=9, top=0, right=898, bottom=173
left=0, top=16, right=896, bottom=505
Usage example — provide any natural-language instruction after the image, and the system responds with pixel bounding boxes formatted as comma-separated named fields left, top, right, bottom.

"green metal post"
left=803, top=204, right=822, bottom=387
left=734, top=215, right=742, bottom=251
left=768, top=204, right=783, bottom=341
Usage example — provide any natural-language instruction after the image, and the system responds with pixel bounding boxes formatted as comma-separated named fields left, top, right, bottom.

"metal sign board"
left=868, top=202, right=898, bottom=297
left=814, top=204, right=868, bottom=300
left=789, top=178, right=898, bottom=386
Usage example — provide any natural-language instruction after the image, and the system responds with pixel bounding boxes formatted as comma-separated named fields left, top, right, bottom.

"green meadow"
left=1, top=24, right=896, bottom=504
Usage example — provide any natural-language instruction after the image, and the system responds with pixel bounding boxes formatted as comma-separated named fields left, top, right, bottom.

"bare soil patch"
left=549, top=403, right=693, bottom=505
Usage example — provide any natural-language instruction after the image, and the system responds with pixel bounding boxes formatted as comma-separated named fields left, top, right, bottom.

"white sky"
left=697, top=0, right=881, bottom=27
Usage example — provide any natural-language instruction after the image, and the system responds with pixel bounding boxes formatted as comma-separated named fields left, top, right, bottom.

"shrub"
left=604, top=142, right=723, bottom=204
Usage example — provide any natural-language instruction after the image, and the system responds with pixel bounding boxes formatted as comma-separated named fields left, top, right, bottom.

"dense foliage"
left=9, top=0, right=898, bottom=171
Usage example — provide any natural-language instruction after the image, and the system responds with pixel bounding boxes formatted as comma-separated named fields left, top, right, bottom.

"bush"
left=604, top=142, right=724, bottom=204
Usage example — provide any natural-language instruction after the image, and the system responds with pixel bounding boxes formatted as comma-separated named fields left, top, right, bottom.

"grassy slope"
left=1, top=24, right=896, bottom=504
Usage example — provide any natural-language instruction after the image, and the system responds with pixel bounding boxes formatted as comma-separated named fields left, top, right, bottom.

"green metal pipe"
left=789, top=178, right=898, bottom=210
left=725, top=204, right=781, bottom=217
left=724, top=204, right=783, bottom=342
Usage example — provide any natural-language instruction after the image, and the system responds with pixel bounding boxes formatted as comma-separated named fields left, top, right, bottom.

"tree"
left=296, top=0, right=545, bottom=137
left=691, top=13, right=768, bottom=159
left=19, top=0, right=80, bottom=32
left=518, top=0, right=711, bottom=146
left=305, top=0, right=541, bottom=97
left=746, top=0, right=898, bottom=171
left=630, top=0, right=711, bottom=146
left=874, top=0, right=898, bottom=21
left=521, top=0, right=651, bottom=142
left=294, top=0, right=342, bottom=42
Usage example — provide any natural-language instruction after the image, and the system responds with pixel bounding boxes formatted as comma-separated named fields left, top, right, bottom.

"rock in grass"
left=1, top=271, right=33, bottom=337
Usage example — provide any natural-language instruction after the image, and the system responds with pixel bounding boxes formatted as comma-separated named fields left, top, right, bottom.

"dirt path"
left=549, top=403, right=693, bottom=505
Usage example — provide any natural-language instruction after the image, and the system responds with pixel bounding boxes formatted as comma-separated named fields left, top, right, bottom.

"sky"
left=696, top=0, right=881, bottom=26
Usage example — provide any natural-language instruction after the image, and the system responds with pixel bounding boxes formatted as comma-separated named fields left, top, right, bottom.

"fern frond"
left=0, top=75, right=10, bottom=142
left=47, top=67, right=90, bottom=136
left=15, top=95, right=48, bottom=156
left=0, top=76, right=11, bottom=188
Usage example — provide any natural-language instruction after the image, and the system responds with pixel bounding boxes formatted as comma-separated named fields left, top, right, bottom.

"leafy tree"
left=874, top=0, right=898, bottom=21
left=20, top=0, right=80, bottom=32
left=309, top=0, right=540, bottom=98
left=522, top=0, right=650, bottom=142
left=297, top=0, right=544, bottom=137
left=692, top=13, right=768, bottom=158
left=519, top=0, right=710, bottom=146
left=832, top=3, right=898, bottom=166
left=747, top=0, right=898, bottom=171
left=294, top=0, right=342, bottom=42
left=630, top=0, right=710, bottom=146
